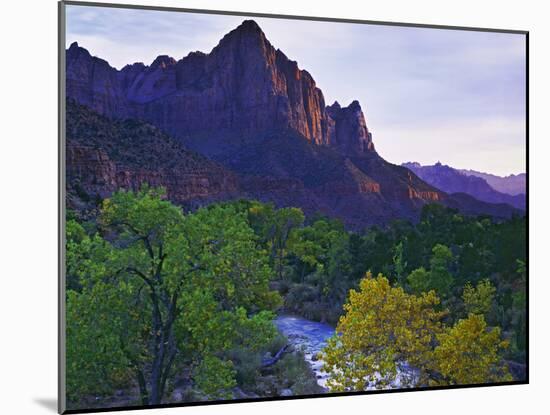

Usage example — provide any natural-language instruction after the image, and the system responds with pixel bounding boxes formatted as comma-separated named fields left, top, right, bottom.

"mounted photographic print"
left=58, top=1, right=528, bottom=413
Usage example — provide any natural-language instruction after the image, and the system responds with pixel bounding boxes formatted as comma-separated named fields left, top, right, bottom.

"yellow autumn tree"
left=431, top=313, right=512, bottom=385
left=320, top=273, right=446, bottom=391
left=462, top=279, right=496, bottom=317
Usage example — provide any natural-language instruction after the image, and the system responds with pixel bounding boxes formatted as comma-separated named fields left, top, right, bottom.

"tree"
left=407, top=267, right=430, bottom=294
left=66, top=219, right=110, bottom=292
left=462, top=279, right=496, bottom=316
left=429, top=244, right=454, bottom=296
left=392, top=240, right=407, bottom=285
left=66, top=187, right=281, bottom=405
left=321, top=273, right=445, bottom=391
left=407, top=244, right=454, bottom=297
left=266, top=207, right=305, bottom=280
left=287, top=218, right=351, bottom=299
left=241, top=202, right=305, bottom=280
left=432, top=314, right=512, bottom=385
left=286, top=221, right=327, bottom=281
left=510, top=259, right=527, bottom=356
left=321, top=275, right=512, bottom=391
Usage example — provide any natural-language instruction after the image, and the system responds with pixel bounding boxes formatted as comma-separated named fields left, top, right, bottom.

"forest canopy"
left=66, top=187, right=526, bottom=407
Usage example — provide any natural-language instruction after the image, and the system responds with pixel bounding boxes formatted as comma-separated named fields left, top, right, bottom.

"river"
left=274, top=314, right=419, bottom=391
left=274, top=314, right=335, bottom=389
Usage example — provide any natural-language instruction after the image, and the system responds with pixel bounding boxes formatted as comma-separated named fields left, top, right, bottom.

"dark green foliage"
left=271, top=351, right=322, bottom=395
left=212, top=201, right=526, bottom=360
left=67, top=193, right=527, bottom=406
left=352, top=204, right=526, bottom=364
left=222, top=333, right=320, bottom=397
left=408, top=244, right=454, bottom=298
left=73, top=181, right=92, bottom=203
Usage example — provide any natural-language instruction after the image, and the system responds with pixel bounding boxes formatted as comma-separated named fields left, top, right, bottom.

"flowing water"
left=274, top=315, right=335, bottom=389
left=274, top=314, right=419, bottom=390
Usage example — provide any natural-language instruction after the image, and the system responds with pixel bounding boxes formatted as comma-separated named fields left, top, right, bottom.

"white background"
left=0, top=0, right=546, bottom=414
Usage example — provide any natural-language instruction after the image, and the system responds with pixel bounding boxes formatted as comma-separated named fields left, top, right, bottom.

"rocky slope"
left=403, top=162, right=525, bottom=210
left=66, top=20, right=520, bottom=227
left=66, top=100, right=238, bottom=211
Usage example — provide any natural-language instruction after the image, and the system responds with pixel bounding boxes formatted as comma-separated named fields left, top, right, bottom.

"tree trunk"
left=149, top=357, right=163, bottom=405
left=135, top=369, right=149, bottom=406
left=261, top=345, right=289, bottom=368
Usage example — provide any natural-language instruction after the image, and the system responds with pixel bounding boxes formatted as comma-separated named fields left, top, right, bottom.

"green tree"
left=393, top=240, right=407, bottom=285
left=267, top=207, right=305, bottom=280
left=429, top=244, right=454, bottom=296
left=66, top=219, right=109, bottom=292
left=510, top=259, right=527, bottom=357
left=286, top=221, right=326, bottom=281
left=66, top=187, right=281, bottom=405
left=288, top=218, right=351, bottom=299
left=408, top=244, right=454, bottom=297
left=407, top=267, right=430, bottom=294
left=242, top=202, right=304, bottom=280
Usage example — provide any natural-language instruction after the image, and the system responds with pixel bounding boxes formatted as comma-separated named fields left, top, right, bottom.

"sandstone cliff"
left=66, top=20, right=374, bottom=156
left=66, top=100, right=238, bottom=211
left=65, top=20, right=519, bottom=227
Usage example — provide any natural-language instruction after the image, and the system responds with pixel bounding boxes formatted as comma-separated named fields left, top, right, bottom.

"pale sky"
left=66, top=4, right=527, bottom=176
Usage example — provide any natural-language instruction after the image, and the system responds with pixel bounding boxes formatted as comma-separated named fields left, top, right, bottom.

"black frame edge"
left=525, top=30, right=530, bottom=384
left=59, top=1, right=67, bottom=414
left=63, top=381, right=528, bottom=414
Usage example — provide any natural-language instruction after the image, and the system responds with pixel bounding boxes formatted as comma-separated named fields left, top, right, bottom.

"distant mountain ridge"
left=403, top=162, right=525, bottom=210
left=459, top=169, right=526, bottom=196
left=65, top=20, right=520, bottom=227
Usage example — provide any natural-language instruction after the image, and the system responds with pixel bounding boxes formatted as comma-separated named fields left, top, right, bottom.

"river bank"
left=275, top=314, right=335, bottom=389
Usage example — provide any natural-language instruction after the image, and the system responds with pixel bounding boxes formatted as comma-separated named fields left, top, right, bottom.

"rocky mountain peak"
left=226, top=19, right=267, bottom=43
left=150, top=55, right=176, bottom=69
left=236, top=19, right=264, bottom=34
left=348, top=100, right=362, bottom=112
left=67, top=41, right=89, bottom=60
left=326, top=101, right=374, bottom=155
left=215, top=19, right=270, bottom=53
left=64, top=20, right=521, bottom=227
left=66, top=20, right=377, bottom=156
left=403, top=162, right=526, bottom=210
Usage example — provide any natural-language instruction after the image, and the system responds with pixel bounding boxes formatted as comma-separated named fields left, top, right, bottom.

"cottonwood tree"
left=321, top=273, right=445, bottom=391
left=431, top=314, right=512, bottom=385
left=462, top=279, right=496, bottom=317
left=246, top=203, right=304, bottom=280
left=287, top=218, right=351, bottom=299
left=66, top=187, right=280, bottom=405
left=321, top=273, right=511, bottom=391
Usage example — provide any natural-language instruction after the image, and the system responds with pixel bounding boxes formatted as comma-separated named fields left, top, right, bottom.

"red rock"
left=66, top=20, right=373, bottom=156
left=65, top=21, right=517, bottom=227
left=65, top=101, right=239, bottom=210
